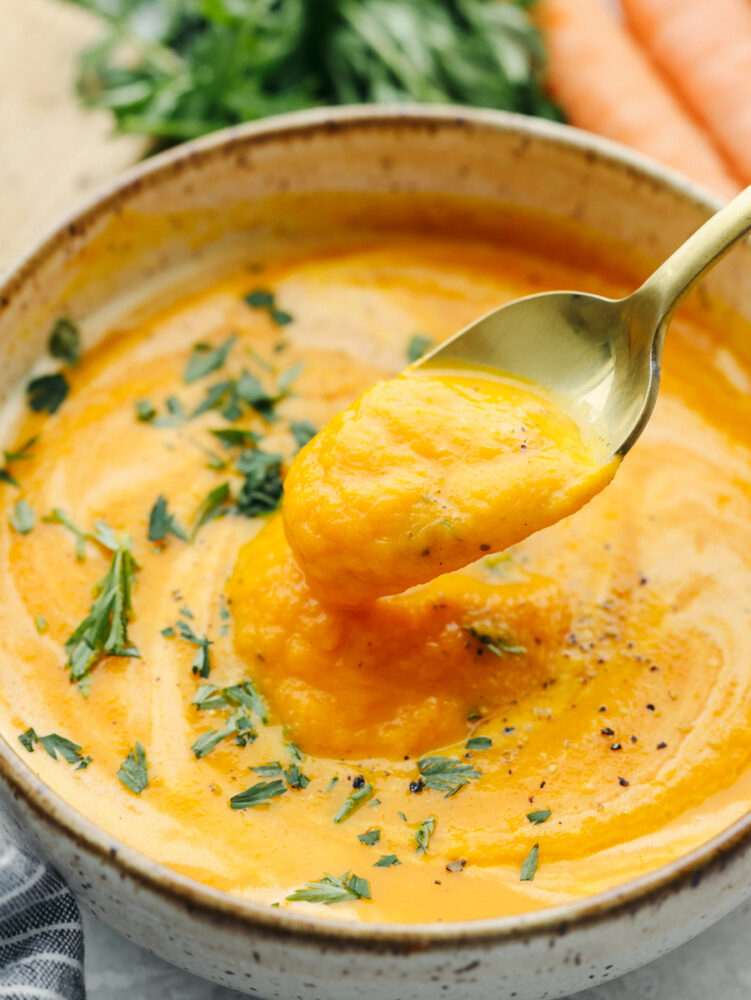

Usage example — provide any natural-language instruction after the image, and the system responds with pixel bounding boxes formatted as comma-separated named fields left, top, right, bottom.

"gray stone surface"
left=82, top=900, right=751, bottom=999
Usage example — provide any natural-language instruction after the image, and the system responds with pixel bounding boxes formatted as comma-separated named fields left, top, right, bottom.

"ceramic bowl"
left=1, top=106, right=750, bottom=1000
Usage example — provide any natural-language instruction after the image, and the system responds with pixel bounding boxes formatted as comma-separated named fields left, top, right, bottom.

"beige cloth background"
left=0, top=0, right=143, bottom=275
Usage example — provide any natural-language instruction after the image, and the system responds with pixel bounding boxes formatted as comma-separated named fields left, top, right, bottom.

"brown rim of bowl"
left=0, top=105, right=742, bottom=952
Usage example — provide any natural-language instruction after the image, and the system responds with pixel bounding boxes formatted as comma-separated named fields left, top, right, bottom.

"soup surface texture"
left=2, top=216, right=751, bottom=924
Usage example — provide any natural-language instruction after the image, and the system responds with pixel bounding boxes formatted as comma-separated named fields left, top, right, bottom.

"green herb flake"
left=277, top=361, right=303, bottom=395
left=334, top=783, right=374, bottom=823
left=463, top=625, right=526, bottom=658
left=177, top=620, right=213, bottom=678
left=374, top=855, right=400, bottom=868
left=284, top=763, right=311, bottom=789
left=161, top=626, right=176, bottom=638
left=27, top=373, right=69, bottom=414
left=235, top=449, right=283, bottom=518
left=3, top=437, right=37, bottom=464
left=527, top=810, right=551, bottom=826
left=49, top=318, right=82, bottom=366
left=118, top=742, right=148, bottom=794
left=19, top=728, right=91, bottom=769
left=245, top=289, right=274, bottom=309
left=43, top=508, right=88, bottom=560
left=10, top=499, right=35, bottom=534
left=191, top=678, right=267, bottom=722
left=270, top=309, right=293, bottom=327
left=192, top=711, right=254, bottom=759
left=406, top=334, right=434, bottom=364
left=251, top=761, right=283, bottom=777
left=148, top=494, right=188, bottom=543
left=64, top=528, right=140, bottom=691
left=191, top=482, right=230, bottom=539
left=415, top=816, right=437, bottom=855
left=230, top=778, right=286, bottom=810
left=358, top=828, right=381, bottom=846
left=35, top=616, right=48, bottom=635
left=135, top=399, right=157, bottom=422
left=465, top=736, right=492, bottom=751
left=520, top=843, right=539, bottom=881
left=417, top=756, right=480, bottom=797
left=184, top=335, right=236, bottom=384
left=211, top=428, right=260, bottom=449
left=290, top=419, right=317, bottom=451
left=287, top=871, right=370, bottom=905
left=324, top=776, right=339, bottom=793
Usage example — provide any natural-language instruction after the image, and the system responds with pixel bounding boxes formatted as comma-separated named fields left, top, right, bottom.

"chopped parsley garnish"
left=277, top=362, right=303, bottom=394
left=520, top=843, right=539, bottom=881
left=27, top=373, right=69, bottom=414
left=251, top=761, right=283, bottom=777
left=358, top=828, right=381, bottom=846
left=148, top=494, right=188, bottom=543
left=3, top=437, right=37, bottom=464
left=211, top=428, right=260, bottom=449
left=527, top=809, right=551, bottom=825
left=290, top=419, right=317, bottom=451
left=466, top=736, right=492, bottom=751
left=19, top=728, right=91, bottom=770
left=406, top=334, right=434, bottom=364
left=191, top=711, right=255, bottom=758
left=118, top=742, right=148, bottom=794
left=229, top=778, right=286, bottom=810
left=64, top=525, right=139, bottom=692
left=249, top=760, right=309, bottom=788
left=49, top=318, right=82, bottom=366
left=191, top=482, right=230, bottom=539
left=184, top=335, right=237, bottom=384
left=43, top=508, right=88, bottom=560
left=333, top=783, right=374, bottom=823
left=135, top=399, right=157, bottom=422
left=10, top=499, right=34, bottom=534
left=325, top=776, right=339, bottom=793
left=35, top=616, right=48, bottom=635
left=287, top=872, right=370, bottom=905
left=284, top=763, right=311, bottom=789
left=245, top=289, right=274, bottom=308
left=415, top=816, right=437, bottom=855
left=1, top=436, right=38, bottom=487
left=374, top=855, right=401, bottom=868
left=176, top=620, right=212, bottom=677
left=192, top=679, right=268, bottom=723
left=417, top=756, right=480, bottom=797
left=244, top=289, right=294, bottom=328
left=463, top=625, right=526, bottom=658
left=235, top=449, right=283, bottom=517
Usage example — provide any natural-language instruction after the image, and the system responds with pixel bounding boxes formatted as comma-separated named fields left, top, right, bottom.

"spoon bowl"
left=417, top=185, right=751, bottom=456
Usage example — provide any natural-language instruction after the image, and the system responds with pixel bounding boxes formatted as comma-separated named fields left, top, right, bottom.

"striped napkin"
left=0, top=841, right=84, bottom=999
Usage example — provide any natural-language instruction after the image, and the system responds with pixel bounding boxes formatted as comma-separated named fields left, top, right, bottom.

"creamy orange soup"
left=2, top=210, right=751, bottom=923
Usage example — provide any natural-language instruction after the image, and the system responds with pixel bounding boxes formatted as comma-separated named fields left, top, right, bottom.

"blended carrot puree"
left=2, top=210, right=751, bottom=924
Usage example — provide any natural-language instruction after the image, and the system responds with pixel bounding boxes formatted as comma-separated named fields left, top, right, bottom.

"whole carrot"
left=535, top=0, right=741, bottom=199
left=622, top=0, right=751, bottom=186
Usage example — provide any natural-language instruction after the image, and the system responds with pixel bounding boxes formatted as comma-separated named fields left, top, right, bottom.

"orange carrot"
left=535, top=0, right=742, bottom=199
left=622, top=0, right=751, bottom=186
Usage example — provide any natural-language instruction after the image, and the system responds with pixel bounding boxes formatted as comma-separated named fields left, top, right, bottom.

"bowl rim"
left=0, top=103, right=744, bottom=952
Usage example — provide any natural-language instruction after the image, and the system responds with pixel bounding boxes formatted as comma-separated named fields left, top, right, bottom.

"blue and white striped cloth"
left=0, top=842, right=84, bottom=1000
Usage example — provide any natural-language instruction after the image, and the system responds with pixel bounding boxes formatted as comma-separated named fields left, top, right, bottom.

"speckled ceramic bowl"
left=1, top=106, right=750, bottom=1000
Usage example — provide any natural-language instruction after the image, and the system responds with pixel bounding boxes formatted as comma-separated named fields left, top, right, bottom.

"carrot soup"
left=2, top=207, right=751, bottom=923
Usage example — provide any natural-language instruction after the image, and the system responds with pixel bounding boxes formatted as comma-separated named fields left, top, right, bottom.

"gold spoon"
left=415, top=186, right=751, bottom=456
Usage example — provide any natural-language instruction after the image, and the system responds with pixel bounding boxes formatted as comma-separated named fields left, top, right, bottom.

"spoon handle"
left=631, top=185, right=751, bottom=339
